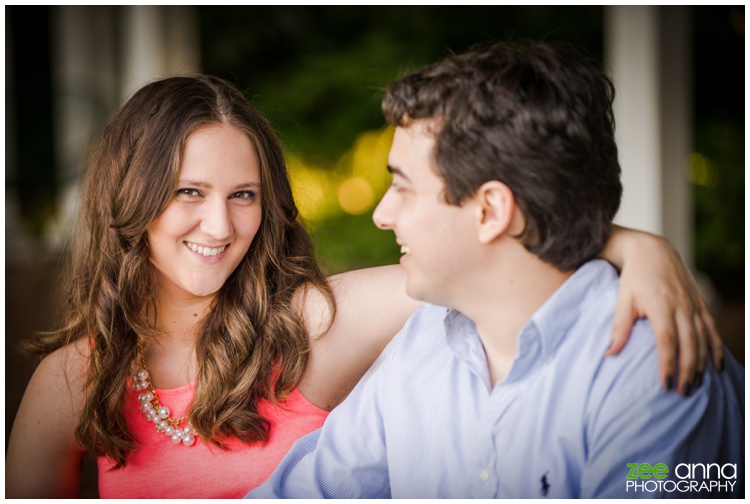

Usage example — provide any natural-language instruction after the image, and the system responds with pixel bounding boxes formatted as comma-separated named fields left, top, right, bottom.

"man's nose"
left=372, top=189, right=395, bottom=230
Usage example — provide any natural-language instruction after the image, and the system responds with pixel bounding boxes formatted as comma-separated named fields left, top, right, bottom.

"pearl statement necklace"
left=132, top=342, right=197, bottom=447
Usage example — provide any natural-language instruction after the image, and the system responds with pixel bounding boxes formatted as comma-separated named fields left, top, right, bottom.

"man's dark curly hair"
left=382, top=41, right=622, bottom=271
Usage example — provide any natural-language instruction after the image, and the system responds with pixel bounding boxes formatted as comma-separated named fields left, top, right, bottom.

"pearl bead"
left=133, top=348, right=198, bottom=447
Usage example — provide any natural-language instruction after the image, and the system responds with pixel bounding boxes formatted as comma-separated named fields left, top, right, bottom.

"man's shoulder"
left=550, top=261, right=663, bottom=407
left=390, top=304, right=447, bottom=350
left=536, top=261, right=644, bottom=378
left=398, top=304, right=451, bottom=341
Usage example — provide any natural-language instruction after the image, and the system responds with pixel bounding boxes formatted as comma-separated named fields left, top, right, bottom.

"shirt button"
left=479, top=469, right=490, bottom=482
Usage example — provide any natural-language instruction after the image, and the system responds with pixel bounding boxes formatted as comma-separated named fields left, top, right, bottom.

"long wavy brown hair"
left=24, top=75, right=335, bottom=467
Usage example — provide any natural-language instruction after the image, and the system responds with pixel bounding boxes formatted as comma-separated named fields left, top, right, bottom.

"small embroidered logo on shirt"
left=540, top=473, right=550, bottom=496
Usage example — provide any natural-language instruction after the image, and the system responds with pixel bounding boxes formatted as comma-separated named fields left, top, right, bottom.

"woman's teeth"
left=400, top=245, right=410, bottom=255
left=187, top=242, right=227, bottom=256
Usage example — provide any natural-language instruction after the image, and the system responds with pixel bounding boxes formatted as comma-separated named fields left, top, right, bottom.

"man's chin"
left=405, top=283, right=430, bottom=304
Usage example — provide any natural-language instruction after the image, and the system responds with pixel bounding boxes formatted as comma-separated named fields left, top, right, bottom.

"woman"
left=6, top=75, right=721, bottom=498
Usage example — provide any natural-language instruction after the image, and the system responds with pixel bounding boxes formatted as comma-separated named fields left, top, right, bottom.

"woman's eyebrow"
left=178, top=180, right=261, bottom=190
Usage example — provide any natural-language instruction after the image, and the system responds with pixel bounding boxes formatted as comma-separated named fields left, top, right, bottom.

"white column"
left=659, top=7, right=693, bottom=267
left=121, top=5, right=168, bottom=101
left=120, top=6, right=200, bottom=102
left=605, top=6, right=693, bottom=265
left=606, top=6, right=662, bottom=235
left=48, top=6, right=119, bottom=249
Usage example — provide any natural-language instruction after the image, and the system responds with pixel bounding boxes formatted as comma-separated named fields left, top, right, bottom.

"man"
left=248, top=42, right=744, bottom=498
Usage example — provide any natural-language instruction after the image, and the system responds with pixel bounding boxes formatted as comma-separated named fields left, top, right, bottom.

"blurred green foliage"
left=201, top=6, right=603, bottom=165
left=199, top=5, right=604, bottom=273
left=692, top=6, right=745, bottom=298
left=693, top=120, right=745, bottom=297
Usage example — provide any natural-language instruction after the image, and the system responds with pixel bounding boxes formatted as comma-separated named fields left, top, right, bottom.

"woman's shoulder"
left=293, top=281, right=335, bottom=342
left=7, top=338, right=89, bottom=497
left=40, top=337, right=90, bottom=373
left=31, top=338, right=90, bottom=406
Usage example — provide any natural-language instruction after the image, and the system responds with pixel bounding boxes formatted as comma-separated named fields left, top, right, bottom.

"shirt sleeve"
left=246, top=329, right=402, bottom=499
left=581, top=320, right=740, bottom=498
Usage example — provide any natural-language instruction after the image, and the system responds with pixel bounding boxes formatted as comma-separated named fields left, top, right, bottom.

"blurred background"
left=5, top=6, right=744, bottom=497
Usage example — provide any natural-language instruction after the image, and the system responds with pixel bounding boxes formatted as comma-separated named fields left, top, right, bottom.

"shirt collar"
left=443, top=308, right=493, bottom=388
left=528, top=259, right=618, bottom=359
left=440, top=259, right=617, bottom=384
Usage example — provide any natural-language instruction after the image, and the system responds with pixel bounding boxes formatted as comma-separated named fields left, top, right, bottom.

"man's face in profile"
left=373, top=119, right=478, bottom=307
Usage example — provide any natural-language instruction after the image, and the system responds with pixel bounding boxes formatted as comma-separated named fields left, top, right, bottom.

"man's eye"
left=390, top=183, right=407, bottom=194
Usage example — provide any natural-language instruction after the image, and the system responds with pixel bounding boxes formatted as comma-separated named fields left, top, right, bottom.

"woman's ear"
left=476, top=181, right=515, bottom=244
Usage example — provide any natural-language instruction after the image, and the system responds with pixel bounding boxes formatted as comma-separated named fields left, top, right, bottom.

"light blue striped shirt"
left=249, top=260, right=744, bottom=498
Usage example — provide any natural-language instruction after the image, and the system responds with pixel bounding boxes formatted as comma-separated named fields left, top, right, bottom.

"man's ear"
left=476, top=181, right=515, bottom=244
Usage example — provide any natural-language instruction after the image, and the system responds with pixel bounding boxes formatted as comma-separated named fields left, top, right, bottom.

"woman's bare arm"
left=298, top=265, right=421, bottom=410
left=6, top=340, right=88, bottom=498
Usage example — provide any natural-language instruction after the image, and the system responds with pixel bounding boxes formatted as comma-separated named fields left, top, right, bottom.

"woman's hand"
left=600, top=226, right=723, bottom=396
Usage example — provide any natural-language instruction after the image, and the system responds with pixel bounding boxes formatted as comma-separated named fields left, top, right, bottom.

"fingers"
left=648, top=310, right=678, bottom=390
left=607, top=294, right=635, bottom=357
left=692, top=312, right=708, bottom=389
left=674, top=311, right=697, bottom=396
left=702, top=308, right=725, bottom=371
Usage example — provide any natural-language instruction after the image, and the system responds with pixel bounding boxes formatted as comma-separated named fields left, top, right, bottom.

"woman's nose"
left=200, top=200, right=233, bottom=239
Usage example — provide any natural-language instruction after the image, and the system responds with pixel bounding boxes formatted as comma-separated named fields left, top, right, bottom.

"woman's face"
left=147, top=124, right=262, bottom=302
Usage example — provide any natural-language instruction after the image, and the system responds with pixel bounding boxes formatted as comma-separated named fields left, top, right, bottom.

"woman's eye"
left=230, top=190, right=258, bottom=201
left=176, top=188, right=202, bottom=198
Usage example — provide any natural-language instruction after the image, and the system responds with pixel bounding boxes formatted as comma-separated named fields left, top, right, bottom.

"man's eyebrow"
left=386, top=164, right=412, bottom=182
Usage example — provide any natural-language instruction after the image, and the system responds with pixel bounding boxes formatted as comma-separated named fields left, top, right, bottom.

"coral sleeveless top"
left=97, top=381, right=328, bottom=498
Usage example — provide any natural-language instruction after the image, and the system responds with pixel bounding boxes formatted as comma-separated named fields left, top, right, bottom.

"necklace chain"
left=133, top=339, right=197, bottom=447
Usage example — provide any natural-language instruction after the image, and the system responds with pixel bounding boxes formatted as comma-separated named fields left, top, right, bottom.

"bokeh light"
left=338, top=177, right=374, bottom=214
left=288, top=126, right=395, bottom=221
left=686, top=152, right=720, bottom=188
